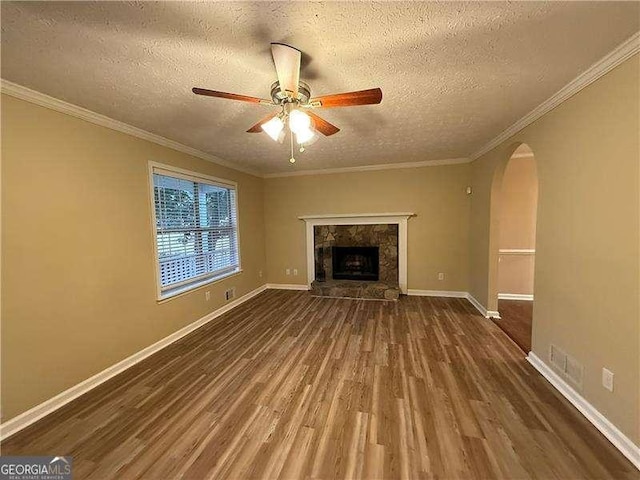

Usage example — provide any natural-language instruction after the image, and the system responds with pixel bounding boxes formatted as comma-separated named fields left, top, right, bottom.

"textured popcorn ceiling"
left=1, top=2, right=638, bottom=174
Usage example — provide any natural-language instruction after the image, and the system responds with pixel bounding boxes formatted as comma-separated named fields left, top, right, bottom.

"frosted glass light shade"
left=262, top=116, right=285, bottom=142
left=289, top=109, right=311, bottom=134
left=296, top=126, right=317, bottom=145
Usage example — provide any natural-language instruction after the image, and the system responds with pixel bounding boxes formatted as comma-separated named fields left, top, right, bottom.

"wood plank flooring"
left=2, top=290, right=636, bottom=479
left=495, top=300, right=533, bottom=352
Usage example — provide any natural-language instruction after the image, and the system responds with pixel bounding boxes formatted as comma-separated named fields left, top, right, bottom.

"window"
left=150, top=164, right=240, bottom=299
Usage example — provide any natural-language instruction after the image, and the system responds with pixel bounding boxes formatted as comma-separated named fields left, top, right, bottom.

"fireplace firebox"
left=332, top=246, right=379, bottom=281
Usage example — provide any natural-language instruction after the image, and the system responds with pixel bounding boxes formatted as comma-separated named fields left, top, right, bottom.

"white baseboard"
left=407, top=289, right=467, bottom=298
left=266, top=283, right=310, bottom=290
left=466, top=293, right=501, bottom=319
left=268, top=284, right=499, bottom=321
left=9, top=285, right=635, bottom=472
left=527, top=352, right=640, bottom=470
left=407, top=290, right=500, bottom=319
left=499, top=293, right=534, bottom=301
left=0, top=284, right=269, bottom=441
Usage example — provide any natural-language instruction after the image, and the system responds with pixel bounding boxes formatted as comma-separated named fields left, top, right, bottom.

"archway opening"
left=491, top=143, right=538, bottom=352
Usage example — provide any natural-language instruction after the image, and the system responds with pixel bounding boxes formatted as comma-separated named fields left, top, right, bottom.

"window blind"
left=152, top=168, right=239, bottom=294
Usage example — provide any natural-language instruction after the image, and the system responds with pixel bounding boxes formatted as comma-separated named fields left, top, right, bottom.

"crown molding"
left=4, top=31, right=637, bottom=177
left=263, top=157, right=471, bottom=178
left=470, top=31, right=640, bottom=161
left=0, top=80, right=262, bottom=178
left=1, top=78, right=468, bottom=179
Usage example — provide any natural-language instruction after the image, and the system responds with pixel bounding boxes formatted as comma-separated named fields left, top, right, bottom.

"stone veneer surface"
left=313, top=224, right=399, bottom=284
left=311, top=280, right=400, bottom=300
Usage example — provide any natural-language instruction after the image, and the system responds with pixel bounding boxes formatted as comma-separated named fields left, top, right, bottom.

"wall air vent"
left=549, top=344, right=583, bottom=391
left=549, top=344, right=567, bottom=372
left=565, top=356, right=584, bottom=389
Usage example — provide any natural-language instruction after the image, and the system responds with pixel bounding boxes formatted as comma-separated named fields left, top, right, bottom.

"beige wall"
left=2, top=54, right=638, bottom=451
left=497, top=156, right=538, bottom=295
left=264, top=165, right=471, bottom=291
left=1, top=94, right=266, bottom=421
left=497, top=255, right=535, bottom=295
left=498, top=156, right=538, bottom=248
left=469, top=55, right=639, bottom=443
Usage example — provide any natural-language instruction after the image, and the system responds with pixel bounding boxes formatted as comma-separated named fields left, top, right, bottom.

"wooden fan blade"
left=246, top=112, right=278, bottom=133
left=192, top=87, right=271, bottom=104
left=271, top=43, right=301, bottom=97
left=307, top=111, right=340, bottom=136
left=310, top=88, right=382, bottom=108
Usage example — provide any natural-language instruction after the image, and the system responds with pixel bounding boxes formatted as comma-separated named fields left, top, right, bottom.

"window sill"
left=157, top=268, right=243, bottom=303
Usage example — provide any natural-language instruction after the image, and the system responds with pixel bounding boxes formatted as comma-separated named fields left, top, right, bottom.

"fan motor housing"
left=271, top=81, right=311, bottom=105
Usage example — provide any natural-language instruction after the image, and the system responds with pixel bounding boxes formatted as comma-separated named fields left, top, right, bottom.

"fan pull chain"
left=289, top=128, right=295, bottom=163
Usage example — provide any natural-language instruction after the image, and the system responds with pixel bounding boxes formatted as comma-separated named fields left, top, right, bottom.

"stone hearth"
left=311, top=280, right=400, bottom=300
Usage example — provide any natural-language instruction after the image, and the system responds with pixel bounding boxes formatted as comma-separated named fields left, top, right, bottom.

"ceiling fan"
left=193, top=43, right=383, bottom=163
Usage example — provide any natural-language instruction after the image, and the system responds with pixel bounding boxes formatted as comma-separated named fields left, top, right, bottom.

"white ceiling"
left=1, top=2, right=638, bottom=175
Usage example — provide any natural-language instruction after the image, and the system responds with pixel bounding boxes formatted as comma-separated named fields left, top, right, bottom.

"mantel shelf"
left=298, top=213, right=415, bottom=221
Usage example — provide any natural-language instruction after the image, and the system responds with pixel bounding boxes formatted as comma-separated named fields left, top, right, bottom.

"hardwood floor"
left=495, top=300, right=533, bottom=352
left=2, top=290, right=635, bottom=479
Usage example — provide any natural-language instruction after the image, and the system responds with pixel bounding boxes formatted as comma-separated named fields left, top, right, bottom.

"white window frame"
left=148, top=161, right=242, bottom=301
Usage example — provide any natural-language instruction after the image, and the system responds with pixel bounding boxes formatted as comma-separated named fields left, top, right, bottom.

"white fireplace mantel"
left=299, top=213, right=415, bottom=293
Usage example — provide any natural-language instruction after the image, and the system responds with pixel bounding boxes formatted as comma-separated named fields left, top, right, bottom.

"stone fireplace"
left=300, top=213, right=413, bottom=298
left=311, top=224, right=399, bottom=299
left=314, top=224, right=398, bottom=282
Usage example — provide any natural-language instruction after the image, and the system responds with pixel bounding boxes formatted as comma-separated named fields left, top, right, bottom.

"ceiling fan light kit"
left=295, top=126, right=316, bottom=146
left=193, top=43, right=383, bottom=165
left=261, top=116, right=285, bottom=143
left=289, top=108, right=311, bottom=134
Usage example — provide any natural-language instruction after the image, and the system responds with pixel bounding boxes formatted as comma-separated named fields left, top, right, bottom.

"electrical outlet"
left=293, top=268, right=298, bottom=276
left=286, top=268, right=291, bottom=275
left=438, top=273, right=444, bottom=281
left=259, top=270, right=263, bottom=278
left=225, top=288, right=235, bottom=301
left=205, top=291, right=210, bottom=301
left=602, top=368, right=614, bottom=392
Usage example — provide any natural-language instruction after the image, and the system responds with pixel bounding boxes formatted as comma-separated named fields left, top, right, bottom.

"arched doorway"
left=490, top=143, right=538, bottom=352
